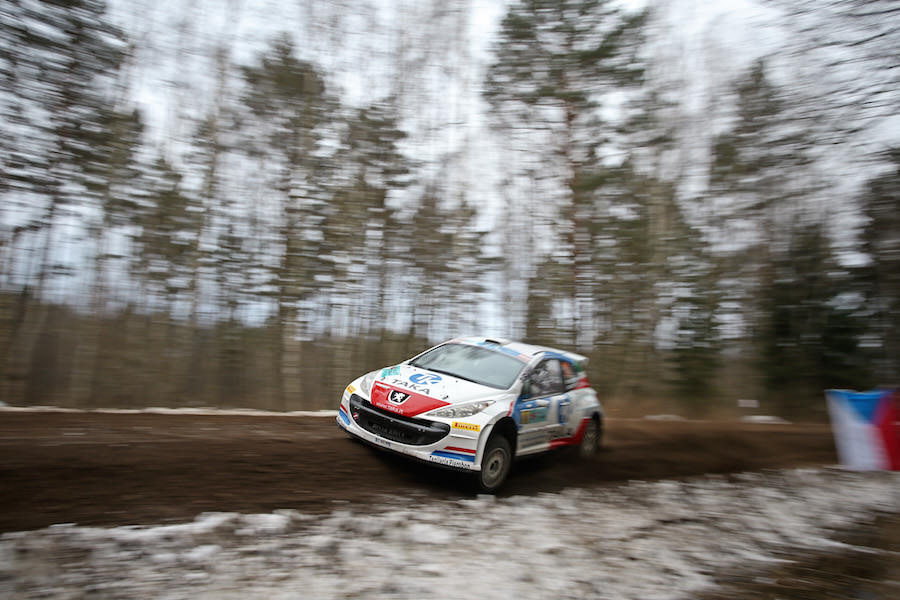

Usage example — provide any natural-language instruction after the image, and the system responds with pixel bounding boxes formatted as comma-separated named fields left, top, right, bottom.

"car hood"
left=368, top=364, right=506, bottom=417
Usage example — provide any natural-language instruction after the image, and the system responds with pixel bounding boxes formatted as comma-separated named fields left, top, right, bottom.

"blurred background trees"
left=1, top=0, right=897, bottom=417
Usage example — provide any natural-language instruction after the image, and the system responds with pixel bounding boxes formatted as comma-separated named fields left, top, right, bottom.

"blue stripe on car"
left=431, top=450, right=476, bottom=463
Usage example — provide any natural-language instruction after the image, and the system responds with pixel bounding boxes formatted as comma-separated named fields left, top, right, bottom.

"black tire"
left=578, top=417, right=601, bottom=458
left=476, top=435, right=512, bottom=493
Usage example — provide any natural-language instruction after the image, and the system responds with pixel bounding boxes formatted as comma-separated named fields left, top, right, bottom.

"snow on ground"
left=0, top=405, right=338, bottom=418
left=2, top=468, right=899, bottom=599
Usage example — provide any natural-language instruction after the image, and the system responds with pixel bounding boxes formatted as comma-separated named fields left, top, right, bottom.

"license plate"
left=371, top=435, right=392, bottom=450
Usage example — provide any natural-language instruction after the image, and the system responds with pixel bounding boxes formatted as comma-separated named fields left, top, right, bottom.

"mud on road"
left=0, top=411, right=837, bottom=533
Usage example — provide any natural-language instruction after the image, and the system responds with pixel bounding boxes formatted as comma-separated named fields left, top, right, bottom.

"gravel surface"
left=0, top=410, right=837, bottom=532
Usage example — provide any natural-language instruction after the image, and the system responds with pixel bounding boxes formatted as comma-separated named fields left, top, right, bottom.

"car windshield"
left=409, top=343, right=526, bottom=390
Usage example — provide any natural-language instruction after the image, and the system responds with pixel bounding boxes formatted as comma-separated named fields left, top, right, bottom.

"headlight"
left=360, top=371, right=378, bottom=396
left=429, top=400, right=495, bottom=419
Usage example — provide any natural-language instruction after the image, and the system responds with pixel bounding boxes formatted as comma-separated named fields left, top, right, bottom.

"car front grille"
left=349, top=394, right=450, bottom=446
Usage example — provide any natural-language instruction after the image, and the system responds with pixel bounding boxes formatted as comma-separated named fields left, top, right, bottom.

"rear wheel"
left=476, top=435, right=512, bottom=493
left=579, top=417, right=600, bottom=458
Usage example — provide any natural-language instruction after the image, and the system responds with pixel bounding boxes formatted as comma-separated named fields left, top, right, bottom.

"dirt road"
left=0, top=411, right=837, bottom=533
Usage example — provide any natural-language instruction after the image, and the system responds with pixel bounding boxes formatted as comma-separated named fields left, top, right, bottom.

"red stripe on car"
left=445, top=446, right=476, bottom=454
left=549, top=417, right=591, bottom=449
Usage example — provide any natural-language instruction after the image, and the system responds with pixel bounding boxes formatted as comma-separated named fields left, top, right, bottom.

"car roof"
left=451, top=336, right=588, bottom=364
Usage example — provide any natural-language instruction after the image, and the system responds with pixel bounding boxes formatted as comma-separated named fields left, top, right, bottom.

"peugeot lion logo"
left=388, top=390, right=410, bottom=405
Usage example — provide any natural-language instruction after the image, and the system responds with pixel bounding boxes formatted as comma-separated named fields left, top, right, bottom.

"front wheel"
left=476, top=435, right=512, bottom=493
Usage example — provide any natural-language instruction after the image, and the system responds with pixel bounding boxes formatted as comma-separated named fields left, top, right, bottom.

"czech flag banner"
left=826, top=389, right=900, bottom=471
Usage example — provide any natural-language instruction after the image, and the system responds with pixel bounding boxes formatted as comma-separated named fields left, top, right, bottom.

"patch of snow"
left=184, top=544, right=221, bottom=563
left=2, top=468, right=899, bottom=599
left=740, top=415, right=792, bottom=425
left=405, top=523, right=453, bottom=545
left=0, top=405, right=338, bottom=418
left=234, top=513, right=291, bottom=536
left=0, top=405, right=82, bottom=413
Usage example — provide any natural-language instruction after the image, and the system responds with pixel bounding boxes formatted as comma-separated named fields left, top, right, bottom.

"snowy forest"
left=1, top=0, right=898, bottom=417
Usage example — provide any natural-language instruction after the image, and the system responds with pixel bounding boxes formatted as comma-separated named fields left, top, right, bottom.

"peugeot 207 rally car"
left=336, top=337, right=603, bottom=492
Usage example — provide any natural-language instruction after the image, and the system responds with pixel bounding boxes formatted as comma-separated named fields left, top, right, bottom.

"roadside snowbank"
left=3, top=468, right=899, bottom=599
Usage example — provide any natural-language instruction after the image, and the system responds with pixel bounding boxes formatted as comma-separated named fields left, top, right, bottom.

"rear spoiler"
left=530, top=347, right=588, bottom=365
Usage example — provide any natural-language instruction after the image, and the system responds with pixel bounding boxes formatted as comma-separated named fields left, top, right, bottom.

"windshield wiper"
left=415, top=366, right=479, bottom=385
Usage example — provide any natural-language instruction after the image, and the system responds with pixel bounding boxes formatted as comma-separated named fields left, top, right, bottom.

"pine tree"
left=858, top=149, right=900, bottom=384
left=484, top=0, right=647, bottom=350
left=322, top=99, right=411, bottom=337
left=238, top=34, right=335, bottom=408
left=0, top=0, right=130, bottom=404
left=132, top=158, right=203, bottom=313
left=0, top=0, right=128, bottom=296
left=708, top=59, right=822, bottom=408
left=765, top=221, right=869, bottom=409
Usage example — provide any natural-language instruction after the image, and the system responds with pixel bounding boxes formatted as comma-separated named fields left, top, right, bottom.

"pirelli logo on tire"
left=452, top=421, right=481, bottom=432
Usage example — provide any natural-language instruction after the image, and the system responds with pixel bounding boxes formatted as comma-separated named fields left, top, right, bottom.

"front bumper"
left=337, top=393, right=482, bottom=471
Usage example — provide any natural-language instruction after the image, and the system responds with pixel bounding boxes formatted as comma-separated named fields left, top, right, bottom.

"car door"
left=515, top=358, right=567, bottom=453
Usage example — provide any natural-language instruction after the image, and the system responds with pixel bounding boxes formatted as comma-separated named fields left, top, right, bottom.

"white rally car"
left=336, top=337, right=603, bottom=492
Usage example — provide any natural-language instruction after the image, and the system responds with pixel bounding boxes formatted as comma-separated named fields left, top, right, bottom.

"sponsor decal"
left=346, top=385, right=356, bottom=394
left=387, top=377, right=433, bottom=395
left=370, top=382, right=450, bottom=416
left=380, top=366, right=400, bottom=378
left=452, top=421, right=481, bottom=432
left=410, top=373, right=442, bottom=386
left=520, top=406, right=548, bottom=424
left=388, top=390, right=410, bottom=405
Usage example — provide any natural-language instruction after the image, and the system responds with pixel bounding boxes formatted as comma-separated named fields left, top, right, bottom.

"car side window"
left=561, top=360, right=580, bottom=391
left=527, top=359, right=565, bottom=397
